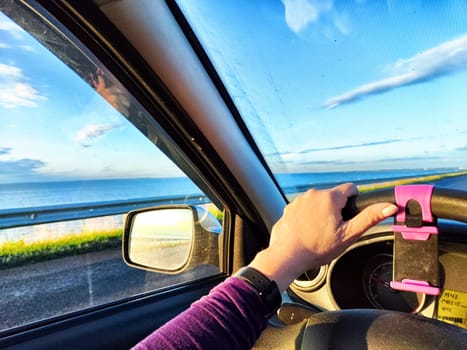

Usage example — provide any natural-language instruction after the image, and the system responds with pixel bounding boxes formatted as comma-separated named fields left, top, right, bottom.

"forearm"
left=133, top=277, right=268, bottom=350
left=248, top=246, right=302, bottom=292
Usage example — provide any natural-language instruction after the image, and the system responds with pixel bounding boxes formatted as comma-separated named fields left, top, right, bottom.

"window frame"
left=0, top=0, right=284, bottom=345
left=0, top=0, right=239, bottom=337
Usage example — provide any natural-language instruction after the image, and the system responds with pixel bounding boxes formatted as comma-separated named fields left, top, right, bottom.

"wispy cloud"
left=294, top=155, right=442, bottom=167
left=332, top=12, right=350, bottom=36
left=282, top=0, right=333, bottom=33
left=0, top=63, right=21, bottom=78
left=0, top=15, right=24, bottom=39
left=297, top=139, right=404, bottom=154
left=74, top=124, right=116, bottom=147
left=0, top=42, right=34, bottom=51
left=0, top=13, right=35, bottom=52
left=18, top=45, right=35, bottom=52
left=0, top=63, right=47, bottom=108
left=297, top=159, right=354, bottom=165
left=324, top=35, right=467, bottom=109
left=266, top=138, right=411, bottom=158
left=0, top=147, right=12, bottom=155
left=0, top=142, right=46, bottom=183
left=0, top=158, right=46, bottom=182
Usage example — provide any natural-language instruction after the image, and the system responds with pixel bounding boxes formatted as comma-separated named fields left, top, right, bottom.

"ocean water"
left=0, top=177, right=202, bottom=243
left=0, top=177, right=202, bottom=210
left=0, top=169, right=462, bottom=243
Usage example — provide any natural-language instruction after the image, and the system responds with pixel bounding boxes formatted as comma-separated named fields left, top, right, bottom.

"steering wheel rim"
left=342, top=186, right=467, bottom=222
left=254, top=185, right=467, bottom=349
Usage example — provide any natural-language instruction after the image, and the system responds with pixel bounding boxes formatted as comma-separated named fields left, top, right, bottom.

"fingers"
left=329, top=183, right=358, bottom=210
left=333, top=182, right=358, bottom=198
left=344, top=202, right=398, bottom=240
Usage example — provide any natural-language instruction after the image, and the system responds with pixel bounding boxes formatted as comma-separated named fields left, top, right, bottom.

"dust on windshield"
left=176, top=0, right=467, bottom=194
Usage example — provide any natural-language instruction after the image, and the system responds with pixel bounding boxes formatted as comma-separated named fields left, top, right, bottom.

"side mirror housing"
left=123, top=205, right=221, bottom=274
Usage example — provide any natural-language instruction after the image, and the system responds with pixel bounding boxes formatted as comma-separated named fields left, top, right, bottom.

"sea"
left=0, top=177, right=203, bottom=243
left=0, top=169, right=464, bottom=243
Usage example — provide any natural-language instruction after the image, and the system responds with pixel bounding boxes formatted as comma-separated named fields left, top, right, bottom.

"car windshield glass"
left=176, top=1, right=467, bottom=196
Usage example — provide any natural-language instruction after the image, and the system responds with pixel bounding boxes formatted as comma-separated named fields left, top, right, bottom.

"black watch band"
left=235, top=266, right=282, bottom=319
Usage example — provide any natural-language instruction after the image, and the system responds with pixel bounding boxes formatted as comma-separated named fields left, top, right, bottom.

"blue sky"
left=0, top=11, right=181, bottom=184
left=1, top=1, right=466, bottom=184
left=178, top=0, right=467, bottom=173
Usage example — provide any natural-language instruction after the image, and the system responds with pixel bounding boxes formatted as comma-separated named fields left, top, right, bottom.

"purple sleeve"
left=132, top=277, right=268, bottom=350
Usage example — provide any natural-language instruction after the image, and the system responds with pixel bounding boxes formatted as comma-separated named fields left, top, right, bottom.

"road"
left=433, top=174, right=467, bottom=190
left=0, top=248, right=218, bottom=330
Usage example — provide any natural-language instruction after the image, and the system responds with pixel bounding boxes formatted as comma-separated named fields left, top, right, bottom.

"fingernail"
left=382, top=205, right=398, bottom=217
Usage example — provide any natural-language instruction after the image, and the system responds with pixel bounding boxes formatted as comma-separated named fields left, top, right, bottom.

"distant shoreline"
left=357, top=170, right=467, bottom=192
left=285, top=170, right=467, bottom=199
left=0, top=167, right=463, bottom=187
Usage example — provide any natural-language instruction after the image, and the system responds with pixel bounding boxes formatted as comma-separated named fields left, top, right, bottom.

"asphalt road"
left=434, top=174, right=467, bottom=190
left=0, top=248, right=218, bottom=330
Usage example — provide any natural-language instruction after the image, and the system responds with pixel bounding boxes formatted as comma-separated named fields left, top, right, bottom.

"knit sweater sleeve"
left=132, top=277, right=268, bottom=350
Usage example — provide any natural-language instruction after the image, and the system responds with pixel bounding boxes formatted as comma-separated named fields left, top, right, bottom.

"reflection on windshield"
left=176, top=1, right=466, bottom=192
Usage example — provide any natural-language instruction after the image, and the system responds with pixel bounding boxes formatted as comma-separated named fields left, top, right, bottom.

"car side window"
left=0, top=4, right=222, bottom=331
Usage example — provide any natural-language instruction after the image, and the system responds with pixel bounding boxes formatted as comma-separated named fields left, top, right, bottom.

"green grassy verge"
left=206, top=203, right=223, bottom=222
left=0, top=229, right=122, bottom=269
left=358, top=170, right=467, bottom=192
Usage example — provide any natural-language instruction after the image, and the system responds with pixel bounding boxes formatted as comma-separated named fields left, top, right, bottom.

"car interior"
left=0, top=0, right=466, bottom=349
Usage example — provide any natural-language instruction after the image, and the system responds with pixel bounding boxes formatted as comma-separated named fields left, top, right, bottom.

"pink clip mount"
left=390, top=279, right=440, bottom=296
left=392, top=184, right=439, bottom=241
left=391, top=185, right=440, bottom=296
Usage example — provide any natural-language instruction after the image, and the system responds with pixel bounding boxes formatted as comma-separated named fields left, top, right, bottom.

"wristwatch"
left=235, top=266, right=282, bottom=318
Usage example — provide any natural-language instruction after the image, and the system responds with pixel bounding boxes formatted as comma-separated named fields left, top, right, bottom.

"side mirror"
left=123, top=205, right=221, bottom=274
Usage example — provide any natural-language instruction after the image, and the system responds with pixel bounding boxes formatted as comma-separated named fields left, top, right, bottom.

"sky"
left=178, top=0, right=467, bottom=174
left=1, top=1, right=466, bottom=185
left=0, top=11, right=181, bottom=184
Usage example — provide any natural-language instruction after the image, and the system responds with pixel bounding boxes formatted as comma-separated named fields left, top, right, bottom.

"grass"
left=205, top=203, right=224, bottom=222
left=0, top=229, right=122, bottom=269
left=358, top=170, right=467, bottom=192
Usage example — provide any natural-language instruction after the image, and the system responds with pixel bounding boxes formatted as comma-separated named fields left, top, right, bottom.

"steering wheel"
left=254, top=185, right=467, bottom=349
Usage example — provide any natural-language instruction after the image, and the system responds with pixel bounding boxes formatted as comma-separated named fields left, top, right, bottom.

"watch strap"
left=235, top=266, right=282, bottom=318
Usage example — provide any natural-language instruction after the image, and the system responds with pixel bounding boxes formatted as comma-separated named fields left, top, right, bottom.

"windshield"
left=176, top=1, right=466, bottom=195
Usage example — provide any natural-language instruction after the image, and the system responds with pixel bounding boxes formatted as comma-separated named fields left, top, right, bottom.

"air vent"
left=293, top=266, right=327, bottom=292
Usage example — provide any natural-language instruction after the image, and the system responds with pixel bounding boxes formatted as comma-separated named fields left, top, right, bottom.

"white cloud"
left=0, top=147, right=11, bottom=155
left=74, top=124, right=115, bottom=147
left=324, top=35, right=467, bottom=109
left=0, top=63, right=47, bottom=108
left=0, top=14, right=34, bottom=51
left=18, top=45, right=35, bottom=52
left=0, top=15, right=24, bottom=39
left=0, top=63, right=21, bottom=77
left=332, top=12, right=351, bottom=36
left=0, top=17, right=20, bottom=31
left=282, top=0, right=333, bottom=33
left=0, top=82, right=45, bottom=108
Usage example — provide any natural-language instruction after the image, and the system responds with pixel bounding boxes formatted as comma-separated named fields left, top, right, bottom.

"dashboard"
left=289, top=221, right=467, bottom=329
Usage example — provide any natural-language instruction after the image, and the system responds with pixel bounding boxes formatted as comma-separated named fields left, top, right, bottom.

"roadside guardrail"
left=0, top=194, right=210, bottom=229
